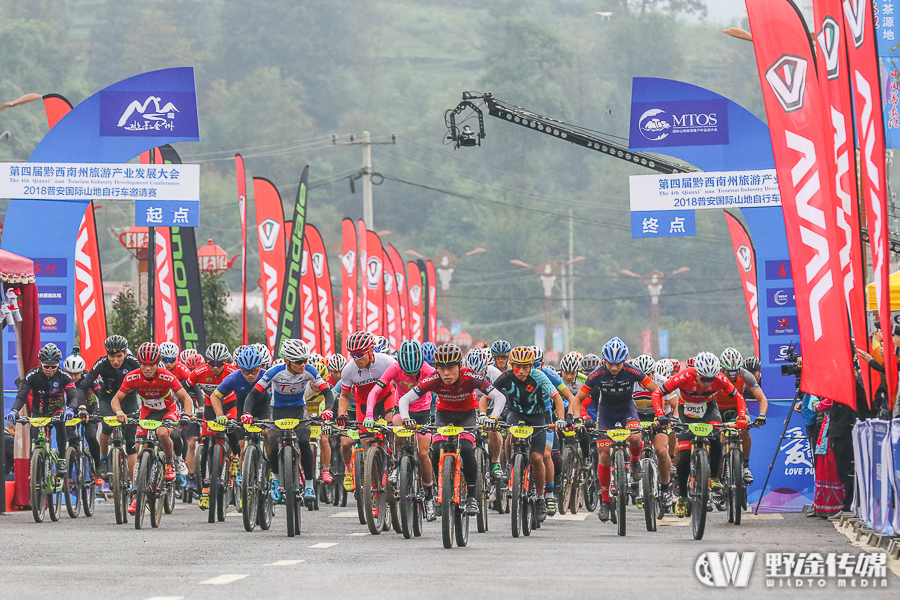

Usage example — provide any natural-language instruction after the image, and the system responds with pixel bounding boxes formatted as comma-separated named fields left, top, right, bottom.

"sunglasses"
left=725, top=370, right=739, bottom=377
left=288, top=359, right=308, bottom=365
left=699, top=376, right=717, bottom=384
left=209, top=361, right=225, bottom=368
left=162, top=358, right=176, bottom=363
left=349, top=352, right=368, bottom=359
left=41, top=363, right=59, bottom=370
left=242, top=367, right=261, bottom=375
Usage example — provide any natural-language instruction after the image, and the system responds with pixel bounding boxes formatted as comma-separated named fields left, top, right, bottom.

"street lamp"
left=405, top=247, right=487, bottom=324
left=512, top=256, right=586, bottom=355
left=620, top=267, right=689, bottom=356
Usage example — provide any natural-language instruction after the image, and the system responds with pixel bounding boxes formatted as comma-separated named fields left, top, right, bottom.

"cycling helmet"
left=185, top=353, right=205, bottom=370
left=601, top=337, right=629, bottom=364
left=509, top=346, right=537, bottom=366
left=180, top=348, right=198, bottom=363
left=280, top=338, right=310, bottom=362
left=559, top=352, right=582, bottom=373
left=694, top=352, right=721, bottom=378
left=743, top=356, right=761, bottom=372
left=422, top=341, right=437, bottom=365
left=346, top=331, right=376, bottom=354
left=236, top=345, right=264, bottom=370
left=580, top=353, right=601, bottom=374
left=205, top=343, right=230, bottom=363
left=314, top=360, right=328, bottom=379
left=308, top=352, right=324, bottom=368
left=481, top=347, right=494, bottom=367
left=686, top=356, right=696, bottom=368
left=137, top=342, right=161, bottom=365
left=399, top=340, right=424, bottom=374
left=671, top=359, right=682, bottom=374
left=38, top=343, right=62, bottom=364
left=104, top=334, right=128, bottom=353
left=373, top=336, right=389, bottom=353
left=464, top=348, right=488, bottom=374
left=490, top=339, right=512, bottom=357
left=720, top=347, right=744, bottom=372
left=232, top=345, right=247, bottom=363
left=273, top=358, right=286, bottom=366
left=433, top=343, right=463, bottom=367
left=654, top=358, right=674, bottom=381
left=532, top=346, right=544, bottom=367
left=632, top=354, right=655, bottom=375
left=327, top=353, right=347, bottom=373
left=63, top=354, right=85, bottom=374
left=254, top=343, right=272, bottom=367
left=159, top=341, right=179, bottom=360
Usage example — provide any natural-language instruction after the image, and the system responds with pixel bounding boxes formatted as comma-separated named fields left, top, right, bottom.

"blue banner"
left=1, top=67, right=200, bottom=415
left=135, top=199, right=199, bottom=227
left=630, top=210, right=695, bottom=238
left=658, top=329, right=668, bottom=357
left=875, top=1, right=900, bottom=57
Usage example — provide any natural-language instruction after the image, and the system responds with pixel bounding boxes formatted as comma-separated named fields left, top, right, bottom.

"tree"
left=201, top=270, right=239, bottom=350
left=107, top=284, right=149, bottom=347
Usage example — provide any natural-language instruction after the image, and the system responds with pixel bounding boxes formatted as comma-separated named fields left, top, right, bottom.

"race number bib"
left=683, top=402, right=706, bottom=419
left=141, top=396, right=166, bottom=410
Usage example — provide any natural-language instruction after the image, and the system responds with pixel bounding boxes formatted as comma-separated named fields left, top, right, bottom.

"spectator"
left=808, top=396, right=844, bottom=518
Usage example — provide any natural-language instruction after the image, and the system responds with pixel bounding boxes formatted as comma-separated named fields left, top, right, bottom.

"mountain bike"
left=309, top=423, right=324, bottom=510
left=393, top=424, right=424, bottom=539
left=714, top=422, right=759, bottom=526
left=674, top=422, right=724, bottom=540
left=241, top=421, right=274, bottom=532
left=557, top=426, right=581, bottom=516
left=592, top=425, right=640, bottom=537
left=433, top=424, right=478, bottom=549
left=62, top=414, right=97, bottom=518
left=634, top=421, right=669, bottom=532
left=19, top=415, right=64, bottom=523
left=133, top=418, right=176, bottom=529
left=103, top=415, right=134, bottom=525
left=262, top=417, right=315, bottom=537
left=360, top=420, right=398, bottom=535
left=204, top=419, right=239, bottom=523
left=325, top=427, right=347, bottom=507
left=474, top=427, right=490, bottom=533
left=504, top=422, right=555, bottom=538
left=580, top=426, right=600, bottom=513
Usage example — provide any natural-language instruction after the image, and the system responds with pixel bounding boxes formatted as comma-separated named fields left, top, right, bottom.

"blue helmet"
left=532, top=346, right=544, bottom=367
left=601, top=337, right=629, bottom=364
left=236, top=345, right=264, bottom=370
left=464, top=348, right=488, bottom=374
left=399, top=340, right=424, bottom=374
left=421, top=341, right=437, bottom=365
left=490, top=339, right=511, bottom=357
left=373, top=336, right=389, bottom=353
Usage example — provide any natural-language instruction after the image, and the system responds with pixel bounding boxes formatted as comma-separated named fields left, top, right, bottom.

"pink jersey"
left=367, top=362, right=435, bottom=417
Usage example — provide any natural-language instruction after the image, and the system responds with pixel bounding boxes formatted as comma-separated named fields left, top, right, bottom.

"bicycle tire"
left=559, top=446, right=575, bottom=516
left=110, top=447, right=127, bottom=524
left=134, top=451, right=152, bottom=530
left=691, top=447, right=710, bottom=540
left=63, top=446, right=80, bottom=518
left=30, top=448, right=47, bottom=523
left=208, top=443, right=223, bottom=524
left=150, top=456, right=165, bottom=528
left=45, top=452, right=61, bottom=522
left=363, top=445, right=386, bottom=535
left=614, top=449, right=627, bottom=536
left=569, top=450, right=583, bottom=514
left=82, top=454, right=96, bottom=517
left=522, top=494, right=532, bottom=536
left=454, top=487, right=469, bottom=547
left=258, top=458, right=274, bottom=531
left=641, top=457, right=657, bottom=532
left=163, top=474, right=176, bottom=515
left=354, top=448, right=366, bottom=524
left=283, top=445, right=299, bottom=537
left=474, top=446, right=488, bottom=533
left=730, top=448, right=743, bottom=526
left=398, top=455, right=415, bottom=539
left=583, top=452, right=599, bottom=512
left=440, top=453, right=455, bottom=549
left=510, top=453, right=524, bottom=538
left=242, top=444, right=260, bottom=531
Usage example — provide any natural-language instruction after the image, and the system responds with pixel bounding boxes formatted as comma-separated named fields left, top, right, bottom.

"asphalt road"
left=0, top=493, right=894, bottom=600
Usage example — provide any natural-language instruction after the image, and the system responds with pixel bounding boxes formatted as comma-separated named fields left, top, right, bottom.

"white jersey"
left=485, top=364, right=503, bottom=383
left=340, top=352, right=397, bottom=402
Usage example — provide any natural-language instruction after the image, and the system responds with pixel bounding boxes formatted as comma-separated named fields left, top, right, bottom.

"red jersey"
left=168, top=363, right=194, bottom=385
left=412, top=368, right=495, bottom=412
left=119, top=368, right=183, bottom=411
left=189, top=363, right=237, bottom=404
left=651, top=368, right=746, bottom=418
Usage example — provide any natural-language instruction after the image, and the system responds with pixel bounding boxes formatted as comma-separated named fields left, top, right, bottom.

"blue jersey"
left=253, top=363, right=328, bottom=408
left=580, top=364, right=651, bottom=409
left=540, top=366, right=565, bottom=410
left=215, top=369, right=263, bottom=403
left=494, top=368, right=558, bottom=415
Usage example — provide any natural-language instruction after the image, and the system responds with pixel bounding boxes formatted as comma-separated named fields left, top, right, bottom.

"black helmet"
left=105, top=334, right=128, bottom=353
left=38, top=343, right=62, bottom=364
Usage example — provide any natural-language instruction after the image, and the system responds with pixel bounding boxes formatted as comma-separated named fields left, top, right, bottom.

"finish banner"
left=426, top=260, right=437, bottom=343
left=74, top=201, right=107, bottom=366
left=815, top=0, right=872, bottom=406
left=300, top=236, right=320, bottom=352
left=153, top=227, right=180, bottom=346
left=235, top=154, right=249, bottom=345
left=306, top=225, right=335, bottom=356
left=275, top=166, right=309, bottom=352
left=340, top=219, right=357, bottom=354
left=253, top=177, right=286, bottom=355
left=746, top=0, right=855, bottom=405
left=364, top=229, right=385, bottom=336
left=159, top=145, right=206, bottom=352
left=843, top=0, right=897, bottom=406
left=724, top=211, right=760, bottom=357
left=407, top=260, right=424, bottom=344
left=383, top=248, right=402, bottom=350
left=388, top=245, right=411, bottom=343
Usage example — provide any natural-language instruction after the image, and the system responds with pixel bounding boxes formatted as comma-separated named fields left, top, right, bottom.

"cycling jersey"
left=485, top=364, right=503, bottom=383
left=214, top=369, right=264, bottom=408
left=252, top=363, right=328, bottom=408
left=367, top=361, right=435, bottom=418
left=13, top=367, right=77, bottom=414
left=399, top=368, right=505, bottom=415
left=189, top=363, right=238, bottom=401
left=633, top=382, right=654, bottom=413
left=118, top=368, right=183, bottom=411
left=492, top=369, right=558, bottom=416
left=562, top=373, right=587, bottom=397
left=652, top=367, right=746, bottom=419
left=716, top=368, right=761, bottom=409
left=580, top=363, right=651, bottom=410
left=540, top=365, right=568, bottom=410
left=340, top=352, right=396, bottom=411
left=78, top=354, right=141, bottom=406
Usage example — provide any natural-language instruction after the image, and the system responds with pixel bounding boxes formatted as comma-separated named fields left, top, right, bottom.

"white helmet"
left=253, top=343, right=272, bottom=367
left=159, top=341, right=180, bottom=360
left=720, top=347, right=743, bottom=372
left=280, top=338, right=310, bottom=362
left=63, top=354, right=85, bottom=374
left=694, top=352, right=721, bottom=378
left=632, top=354, right=655, bottom=375
left=232, top=345, right=248, bottom=363
left=205, top=343, right=231, bottom=363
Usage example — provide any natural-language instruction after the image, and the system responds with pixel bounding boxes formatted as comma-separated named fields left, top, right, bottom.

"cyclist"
left=159, top=342, right=202, bottom=481
left=397, top=343, right=506, bottom=516
left=242, top=339, right=334, bottom=505
left=111, top=342, right=194, bottom=513
left=651, top=351, right=748, bottom=518
left=559, top=352, right=586, bottom=396
left=490, top=339, right=511, bottom=372
left=571, top=337, right=658, bottom=521
left=743, top=355, right=761, bottom=385
left=63, top=354, right=103, bottom=485
left=468, top=348, right=506, bottom=485
left=366, top=340, right=437, bottom=520
left=531, top=347, right=575, bottom=516
left=631, top=354, right=675, bottom=503
left=334, top=331, right=398, bottom=490
left=77, top=335, right=141, bottom=478
left=491, top=346, right=566, bottom=521
left=6, top=344, right=78, bottom=470
left=718, top=348, right=768, bottom=484
left=580, top=353, right=601, bottom=376
left=422, top=341, right=437, bottom=366
left=304, top=358, right=331, bottom=483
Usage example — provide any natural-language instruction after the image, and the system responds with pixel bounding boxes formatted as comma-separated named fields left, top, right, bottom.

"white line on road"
left=549, top=513, right=589, bottom=521
left=145, top=597, right=185, bottom=600
left=329, top=511, right=360, bottom=518
left=266, top=560, right=305, bottom=566
left=346, top=532, right=368, bottom=536
left=199, top=574, right=249, bottom=585
left=309, top=543, right=338, bottom=548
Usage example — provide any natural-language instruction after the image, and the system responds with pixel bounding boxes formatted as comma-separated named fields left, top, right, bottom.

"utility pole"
left=568, top=209, right=575, bottom=346
left=333, top=132, right=397, bottom=232
left=620, top=267, right=690, bottom=356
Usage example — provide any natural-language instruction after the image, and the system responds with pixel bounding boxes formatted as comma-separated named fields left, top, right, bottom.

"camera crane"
left=445, top=92, right=698, bottom=175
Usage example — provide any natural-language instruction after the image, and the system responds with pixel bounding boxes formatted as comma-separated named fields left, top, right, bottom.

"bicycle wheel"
left=82, top=453, right=96, bottom=517
left=474, top=446, right=488, bottom=533
left=494, top=454, right=509, bottom=514
left=440, top=453, right=455, bottom=549
left=363, top=445, right=386, bottom=535
left=559, top=446, right=575, bottom=516
left=569, top=450, right=583, bottom=514
left=398, top=455, right=415, bottom=539
left=258, top=458, right=274, bottom=531
left=641, top=457, right=658, bottom=532
left=163, top=473, right=176, bottom=515
left=64, top=446, right=81, bottom=518
left=583, top=454, right=599, bottom=512
left=510, top=453, right=525, bottom=538
left=454, top=488, right=469, bottom=547
left=283, top=445, right=300, bottom=537
left=110, top=447, right=127, bottom=524
left=522, top=495, right=532, bottom=536
left=208, top=443, right=223, bottom=524
left=150, top=457, right=165, bottom=528
left=354, top=448, right=366, bottom=525
left=30, top=448, right=47, bottom=523
left=614, top=449, right=627, bottom=536
left=134, top=452, right=152, bottom=530
left=729, top=448, right=743, bottom=526
left=691, top=448, right=710, bottom=540
left=242, top=444, right=261, bottom=532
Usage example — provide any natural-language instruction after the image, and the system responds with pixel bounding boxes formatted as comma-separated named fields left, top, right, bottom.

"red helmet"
left=137, top=342, right=161, bottom=365
left=686, top=357, right=696, bottom=368
left=346, top=331, right=376, bottom=354
left=185, top=353, right=205, bottom=370
left=671, top=359, right=682, bottom=374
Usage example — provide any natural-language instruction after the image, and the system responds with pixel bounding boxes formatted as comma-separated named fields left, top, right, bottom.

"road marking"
left=741, top=513, right=783, bottom=520
left=549, top=513, right=588, bottom=521
left=657, top=518, right=690, bottom=527
left=200, top=574, right=248, bottom=585
left=266, top=560, right=305, bottom=566
left=346, top=532, right=368, bottom=536
left=329, top=511, right=360, bottom=518
left=309, top=542, right=338, bottom=548
left=145, top=597, right=184, bottom=600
